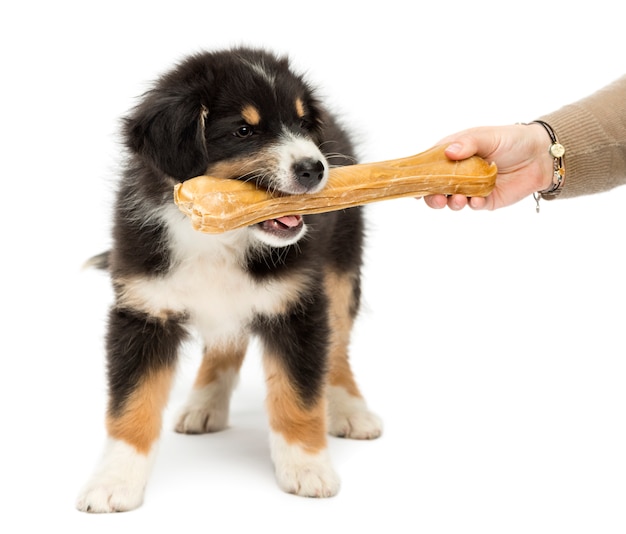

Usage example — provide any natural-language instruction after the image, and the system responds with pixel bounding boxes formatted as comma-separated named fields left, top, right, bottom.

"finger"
left=440, top=128, right=501, bottom=161
left=443, top=141, right=478, bottom=161
left=447, top=194, right=469, bottom=211
left=423, top=194, right=448, bottom=209
left=468, top=196, right=488, bottom=210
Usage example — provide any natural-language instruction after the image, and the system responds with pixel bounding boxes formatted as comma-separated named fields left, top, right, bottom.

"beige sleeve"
left=539, top=74, right=626, bottom=199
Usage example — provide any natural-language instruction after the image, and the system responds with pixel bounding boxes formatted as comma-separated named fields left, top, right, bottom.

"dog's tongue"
left=275, top=215, right=301, bottom=228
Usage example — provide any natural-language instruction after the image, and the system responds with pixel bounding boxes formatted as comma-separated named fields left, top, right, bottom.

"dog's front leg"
left=257, top=302, right=340, bottom=498
left=264, top=354, right=340, bottom=497
left=77, top=308, right=183, bottom=513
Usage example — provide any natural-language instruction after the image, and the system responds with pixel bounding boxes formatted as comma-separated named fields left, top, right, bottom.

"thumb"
left=437, top=127, right=501, bottom=161
left=441, top=137, right=480, bottom=161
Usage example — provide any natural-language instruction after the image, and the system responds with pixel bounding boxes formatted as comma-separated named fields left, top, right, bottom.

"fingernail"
left=446, top=142, right=463, bottom=155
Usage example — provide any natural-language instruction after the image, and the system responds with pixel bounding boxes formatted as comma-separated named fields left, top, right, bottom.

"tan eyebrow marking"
left=241, top=104, right=261, bottom=126
left=295, top=98, right=306, bottom=119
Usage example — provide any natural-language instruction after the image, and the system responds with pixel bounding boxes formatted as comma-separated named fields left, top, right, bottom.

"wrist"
left=529, top=122, right=559, bottom=191
left=534, top=120, right=565, bottom=196
left=527, top=120, right=565, bottom=214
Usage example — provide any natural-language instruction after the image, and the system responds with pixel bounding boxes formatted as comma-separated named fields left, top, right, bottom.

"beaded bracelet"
left=531, top=120, right=565, bottom=213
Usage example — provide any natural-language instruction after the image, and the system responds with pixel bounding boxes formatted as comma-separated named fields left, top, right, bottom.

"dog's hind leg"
left=174, top=339, right=247, bottom=434
left=76, top=308, right=183, bottom=513
left=324, top=269, right=383, bottom=440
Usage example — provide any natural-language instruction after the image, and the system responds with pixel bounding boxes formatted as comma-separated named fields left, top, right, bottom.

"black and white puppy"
left=77, top=47, right=382, bottom=513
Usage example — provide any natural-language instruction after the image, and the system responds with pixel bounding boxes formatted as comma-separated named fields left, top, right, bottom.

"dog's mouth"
left=257, top=214, right=304, bottom=239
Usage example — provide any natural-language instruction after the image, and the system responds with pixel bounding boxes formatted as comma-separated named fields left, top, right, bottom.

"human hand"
left=423, top=123, right=555, bottom=210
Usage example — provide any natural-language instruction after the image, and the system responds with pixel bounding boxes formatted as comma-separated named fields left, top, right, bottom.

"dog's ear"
left=123, top=88, right=209, bottom=180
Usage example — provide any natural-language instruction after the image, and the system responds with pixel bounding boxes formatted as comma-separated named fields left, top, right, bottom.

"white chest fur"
left=117, top=205, right=306, bottom=341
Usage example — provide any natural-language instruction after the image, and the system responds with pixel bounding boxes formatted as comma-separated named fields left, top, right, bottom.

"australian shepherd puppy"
left=77, top=47, right=382, bottom=513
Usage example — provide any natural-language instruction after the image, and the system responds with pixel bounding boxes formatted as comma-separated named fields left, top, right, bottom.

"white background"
left=2, top=1, right=625, bottom=532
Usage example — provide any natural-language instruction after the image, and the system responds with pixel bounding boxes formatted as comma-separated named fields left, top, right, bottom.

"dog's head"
left=124, top=47, right=337, bottom=247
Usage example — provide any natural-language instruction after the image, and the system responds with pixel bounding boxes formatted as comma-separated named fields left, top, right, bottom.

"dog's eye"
left=234, top=125, right=254, bottom=138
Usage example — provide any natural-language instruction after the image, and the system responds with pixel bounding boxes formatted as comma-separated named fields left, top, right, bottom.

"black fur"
left=253, top=294, right=330, bottom=407
left=102, top=46, right=364, bottom=448
left=106, top=308, right=186, bottom=416
left=78, top=46, right=377, bottom=511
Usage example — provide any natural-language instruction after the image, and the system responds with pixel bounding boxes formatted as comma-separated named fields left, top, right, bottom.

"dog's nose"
left=294, top=159, right=326, bottom=190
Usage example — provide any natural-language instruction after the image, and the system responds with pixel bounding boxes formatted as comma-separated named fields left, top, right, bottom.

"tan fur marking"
left=241, top=104, right=261, bottom=126
left=106, top=366, right=175, bottom=454
left=203, top=153, right=276, bottom=180
left=324, top=270, right=362, bottom=398
left=113, top=278, right=184, bottom=320
left=264, top=355, right=327, bottom=453
left=295, top=98, right=305, bottom=118
left=193, top=341, right=247, bottom=388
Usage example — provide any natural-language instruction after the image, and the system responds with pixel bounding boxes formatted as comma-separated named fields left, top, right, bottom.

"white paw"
left=174, top=385, right=231, bottom=434
left=328, top=410, right=383, bottom=439
left=76, top=479, right=145, bottom=513
left=76, top=439, right=155, bottom=513
left=270, top=432, right=340, bottom=498
left=327, top=386, right=383, bottom=440
left=175, top=405, right=229, bottom=434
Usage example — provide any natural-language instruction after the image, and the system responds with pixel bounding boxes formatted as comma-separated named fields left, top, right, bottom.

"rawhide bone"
left=174, top=144, right=497, bottom=233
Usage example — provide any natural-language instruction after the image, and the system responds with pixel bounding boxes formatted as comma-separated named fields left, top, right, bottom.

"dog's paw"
left=76, top=479, right=145, bottom=513
left=328, top=409, right=383, bottom=440
left=174, top=386, right=231, bottom=434
left=327, top=386, right=383, bottom=440
left=270, top=433, right=340, bottom=498
left=76, top=439, right=154, bottom=513
left=276, top=462, right=341, bottom=498
left=174, top=405, right=229, bottom=434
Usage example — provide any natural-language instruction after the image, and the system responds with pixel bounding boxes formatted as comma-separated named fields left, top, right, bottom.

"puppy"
left=77, top=47, right=382, bottom=513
